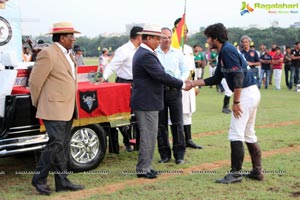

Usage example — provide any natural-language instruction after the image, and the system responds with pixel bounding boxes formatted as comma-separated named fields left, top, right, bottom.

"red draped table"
left=74, top=82, right=131, bottom=127
left=11, top=82, right=131, bottom=130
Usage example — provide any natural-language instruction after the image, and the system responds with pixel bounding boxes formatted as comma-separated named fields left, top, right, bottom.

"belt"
left=164, top=86, right=179, bottom=91
left=116, top=77, right=133, bottom=83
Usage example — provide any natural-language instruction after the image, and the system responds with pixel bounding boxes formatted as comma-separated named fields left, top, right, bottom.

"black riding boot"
left=222, top=95, right=232, bottom=114
left=246, top=142, right=264, bottom=181
left=216, top=141, right=244, bottom=184
left=184, top=125, right=202, bottom=149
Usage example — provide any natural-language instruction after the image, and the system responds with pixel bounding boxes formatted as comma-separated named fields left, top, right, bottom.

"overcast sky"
left=19, top=0, right=299, bottom=37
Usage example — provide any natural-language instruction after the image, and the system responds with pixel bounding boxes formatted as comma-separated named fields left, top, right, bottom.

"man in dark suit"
left=131, top=24, right=184, bottom=179
left=29, top=22, right=84, bottom=195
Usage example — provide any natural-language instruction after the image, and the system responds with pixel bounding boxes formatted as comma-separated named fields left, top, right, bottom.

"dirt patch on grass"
left=51, top=145, right=300, bottom=200
left=257, top=120, right=300, bottom=129
left=290, top=192, right=300, bottom=198
left=193, top=120, right=300, bottom=138
left=194, top=130, right=227, bottom=137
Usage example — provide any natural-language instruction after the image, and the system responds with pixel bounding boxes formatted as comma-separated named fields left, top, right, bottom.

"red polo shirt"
left=272, top=53, right=284, bottom=69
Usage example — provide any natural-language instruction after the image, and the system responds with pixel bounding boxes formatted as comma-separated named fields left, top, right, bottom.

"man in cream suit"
left=29, top=22, right=84, bottom=195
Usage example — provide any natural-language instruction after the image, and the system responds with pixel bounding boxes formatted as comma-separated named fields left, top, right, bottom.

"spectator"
left=240, top=35, right=260, bottom=81
left=250, top=45, right=261, bottom=81
left=73, top=45, right=85, bottom=66
left=259, top=44, right=266, bottom=56
left=32, top=40, right=50, bottom=61
left=291, top=42, right=300, bottom=89
left=259, top=48, right=272, bottom=89
left=99, top=48, right=110, bottom=73
left=284, top=46, right=292, bottom=89
left=272, top=47, right=284, bottom=90
left=208, top=48, right=218, bottom=78
left=269, top=43, right=277, bottom=85
left=22, top=47, right=32, bottom=62
left=194, top=44, right=206, bottom=80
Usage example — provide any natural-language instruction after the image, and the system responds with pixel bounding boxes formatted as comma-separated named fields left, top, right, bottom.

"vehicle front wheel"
left=68, top=124, right=106, bottom=172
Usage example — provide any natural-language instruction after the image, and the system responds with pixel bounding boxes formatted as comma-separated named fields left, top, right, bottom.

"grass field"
left=0, top=57, right=299, bottom=200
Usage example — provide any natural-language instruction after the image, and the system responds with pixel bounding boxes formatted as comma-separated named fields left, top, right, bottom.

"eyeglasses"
left=64, top=34, right=75, bottom=40
left=149, top=36, right=160, bottom=41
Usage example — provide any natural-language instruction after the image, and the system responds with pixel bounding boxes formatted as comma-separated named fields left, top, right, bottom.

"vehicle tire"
left=68, top=124, right=106, bottom=172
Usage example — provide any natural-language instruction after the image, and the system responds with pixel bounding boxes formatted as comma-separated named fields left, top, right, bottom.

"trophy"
left=88, top=71, right=103, bottom=84
left=187, top=70, right=195, bottom=81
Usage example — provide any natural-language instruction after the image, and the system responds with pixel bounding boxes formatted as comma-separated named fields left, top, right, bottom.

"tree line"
left=188, top=27, right=299, bottom=50
left=34, top=27, right=299, bottom=57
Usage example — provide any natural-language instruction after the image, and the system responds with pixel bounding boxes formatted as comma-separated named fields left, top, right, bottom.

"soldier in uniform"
left=174, top=18, right=203, bottom=149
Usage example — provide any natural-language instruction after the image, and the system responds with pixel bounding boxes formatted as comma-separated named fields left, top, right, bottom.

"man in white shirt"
left=102, top=26, right=143, bottom=153
left=99, top=48, right=110, bottom=72
left=103, top=26, right=143, bottom=82
left=155, top=27, right=189, bottom=164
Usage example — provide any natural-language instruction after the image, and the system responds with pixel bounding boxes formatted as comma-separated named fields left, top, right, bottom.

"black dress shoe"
left=222, top=107, right=232, bottom=114
left=186, top=140, right=203, bottom=149
left=136, top=171, right=157, bottom=179
left=175, top=159, right=185, bottom=165
left=56, top=182, right=85, bottom=192
left=150, top=169, right=159, bottom=176
left=158, top=157, right=171, bottom=163
left=215, top=172, right=242, bottom=184
left=32, top=182, right=52, bottom=195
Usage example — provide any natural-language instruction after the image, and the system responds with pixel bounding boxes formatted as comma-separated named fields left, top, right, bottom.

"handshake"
left=183, top=80, right=195, bottom=91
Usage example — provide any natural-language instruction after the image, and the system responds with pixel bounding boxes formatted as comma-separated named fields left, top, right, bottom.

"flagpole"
left=182, top=0, right=186, bottom=52
left=184, top=0, right=186, bottom=15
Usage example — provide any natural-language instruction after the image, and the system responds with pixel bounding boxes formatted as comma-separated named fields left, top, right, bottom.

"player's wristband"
left=234, top=101, right=240, bottom=104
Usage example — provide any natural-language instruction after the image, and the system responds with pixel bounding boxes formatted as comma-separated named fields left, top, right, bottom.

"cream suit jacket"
left=29, top=43, right=77, bottom=121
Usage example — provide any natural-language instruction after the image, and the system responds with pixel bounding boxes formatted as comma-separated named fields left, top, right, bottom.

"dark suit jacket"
left=131, top=46, right=183, bottom=111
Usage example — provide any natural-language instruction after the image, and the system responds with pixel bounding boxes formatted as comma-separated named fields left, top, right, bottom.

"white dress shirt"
left=103, top=40, right=138, bottom=80
left=140, top=43, right=154, bottom=53
left=55, top=42, right=75, bottom=79
left=155, top=46, right=189, bottom=81
left=140, top=43, right=186, bottom=89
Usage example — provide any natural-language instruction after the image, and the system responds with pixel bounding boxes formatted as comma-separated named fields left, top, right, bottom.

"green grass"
left=95, top=152, right=300, bottom=200
left=84, top=57, right=99, bottom=66
left=0, top=58, right=299, bottom=199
